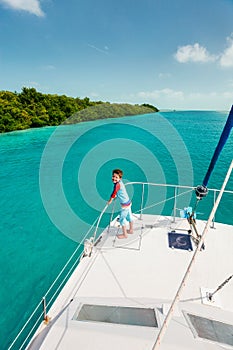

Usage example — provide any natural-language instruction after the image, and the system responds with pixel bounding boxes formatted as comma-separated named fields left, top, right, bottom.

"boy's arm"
left=107, top=182, right=120, bottom=204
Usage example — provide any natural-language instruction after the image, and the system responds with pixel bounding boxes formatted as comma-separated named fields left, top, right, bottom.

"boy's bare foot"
left=117, top=234, right=128, bottom=239
left=127, top=230, right=134, bottom=234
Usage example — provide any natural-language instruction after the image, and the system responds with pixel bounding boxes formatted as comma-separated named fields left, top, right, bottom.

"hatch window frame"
left=183, top=310, right=233, bottom=347
left=73, top=303, right=160, bottom=328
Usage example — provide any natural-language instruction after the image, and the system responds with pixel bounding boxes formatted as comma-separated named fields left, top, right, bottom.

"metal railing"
left=7, top=216, right=101, bottom=350
left=124, top=181, right=233, bottom=227
left=8, top=182, right=233, bottom=350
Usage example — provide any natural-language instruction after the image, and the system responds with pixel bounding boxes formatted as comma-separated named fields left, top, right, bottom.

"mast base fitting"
left=195, top=185, right=208, bottom=199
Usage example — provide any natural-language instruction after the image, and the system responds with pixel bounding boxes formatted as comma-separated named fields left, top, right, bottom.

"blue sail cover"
left=203, top=105, right=233, bottom=187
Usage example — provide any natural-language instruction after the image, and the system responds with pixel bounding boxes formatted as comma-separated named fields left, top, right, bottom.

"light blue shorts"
left=120, top=206, right=133, bottom=226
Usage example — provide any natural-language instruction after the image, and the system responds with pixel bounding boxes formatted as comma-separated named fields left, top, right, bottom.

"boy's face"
left=112, top=173, right=121, bottom=183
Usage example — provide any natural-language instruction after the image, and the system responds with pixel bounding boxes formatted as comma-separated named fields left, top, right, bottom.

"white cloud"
left=27, top=81, right=40, bottom=87
left=174, top=35, right=233, bottom=68
left=158, top=72, right=171, bottom=79
left=138, top=88, right=184, bottom=100
left=0, top=0, right=44, bottom=16
left=174, top=43, right=216, bottom=63
left=219, top=34, right=233, bottom=67
left=133, top=88, right=232, bottom=110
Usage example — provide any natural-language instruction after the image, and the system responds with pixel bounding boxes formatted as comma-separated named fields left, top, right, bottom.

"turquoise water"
left=0, top=111, right=233, bottom=349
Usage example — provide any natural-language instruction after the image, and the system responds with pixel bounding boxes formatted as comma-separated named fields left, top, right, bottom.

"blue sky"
left=0, top=0, right=232, bottom=110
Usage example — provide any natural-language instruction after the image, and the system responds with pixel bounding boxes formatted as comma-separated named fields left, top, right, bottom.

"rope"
left=46, top=249, right=84, bottom=309
left=9, top=181, right=233, bottom=349
left=7, top=211, right=103, bottom=350
left=93, top=204, right=108, bottom=242
left=8, top=299, right=44, bottom=350
left=152, top=159, right=233, bottom=350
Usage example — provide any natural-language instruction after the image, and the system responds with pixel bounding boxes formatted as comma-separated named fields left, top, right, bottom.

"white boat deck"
left=28, top=214, right=233, bottom=350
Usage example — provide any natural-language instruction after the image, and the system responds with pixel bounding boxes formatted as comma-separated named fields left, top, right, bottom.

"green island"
left=0, top=87, right=158, bottom=133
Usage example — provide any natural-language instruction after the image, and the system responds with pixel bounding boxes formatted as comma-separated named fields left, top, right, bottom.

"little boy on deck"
left=107, top=169, right=134, bottom=239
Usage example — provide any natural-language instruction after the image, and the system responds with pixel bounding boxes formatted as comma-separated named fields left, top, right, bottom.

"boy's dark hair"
left=112, top=169, right=123, bottom=178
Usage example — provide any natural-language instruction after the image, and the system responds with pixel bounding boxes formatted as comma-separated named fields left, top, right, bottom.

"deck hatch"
left=186, top=313, right=233, bottom=346
left=75, top=304, right=158, bottom=328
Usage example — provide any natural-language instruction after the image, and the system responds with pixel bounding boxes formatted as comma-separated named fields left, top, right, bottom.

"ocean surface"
left=1, top=110, right=233, bottom=349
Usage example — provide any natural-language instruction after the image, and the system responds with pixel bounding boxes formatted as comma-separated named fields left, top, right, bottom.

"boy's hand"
left=107, top=199, right=112, bottom=205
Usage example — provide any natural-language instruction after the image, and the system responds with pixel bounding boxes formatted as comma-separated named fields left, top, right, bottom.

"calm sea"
left=1, top=110, right=233, bottom=349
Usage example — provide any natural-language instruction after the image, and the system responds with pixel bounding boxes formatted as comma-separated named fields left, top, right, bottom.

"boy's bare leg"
left=127, top=221, right=134, bottom=234
left=117, top=225, right=128, bottom=239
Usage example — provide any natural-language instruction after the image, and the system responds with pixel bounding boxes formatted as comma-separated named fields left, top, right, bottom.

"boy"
left=107, top=169, right=133, bottom=239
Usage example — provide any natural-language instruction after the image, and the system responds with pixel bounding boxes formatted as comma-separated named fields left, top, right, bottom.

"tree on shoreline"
left=0, top=88, right=158, bottom=133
